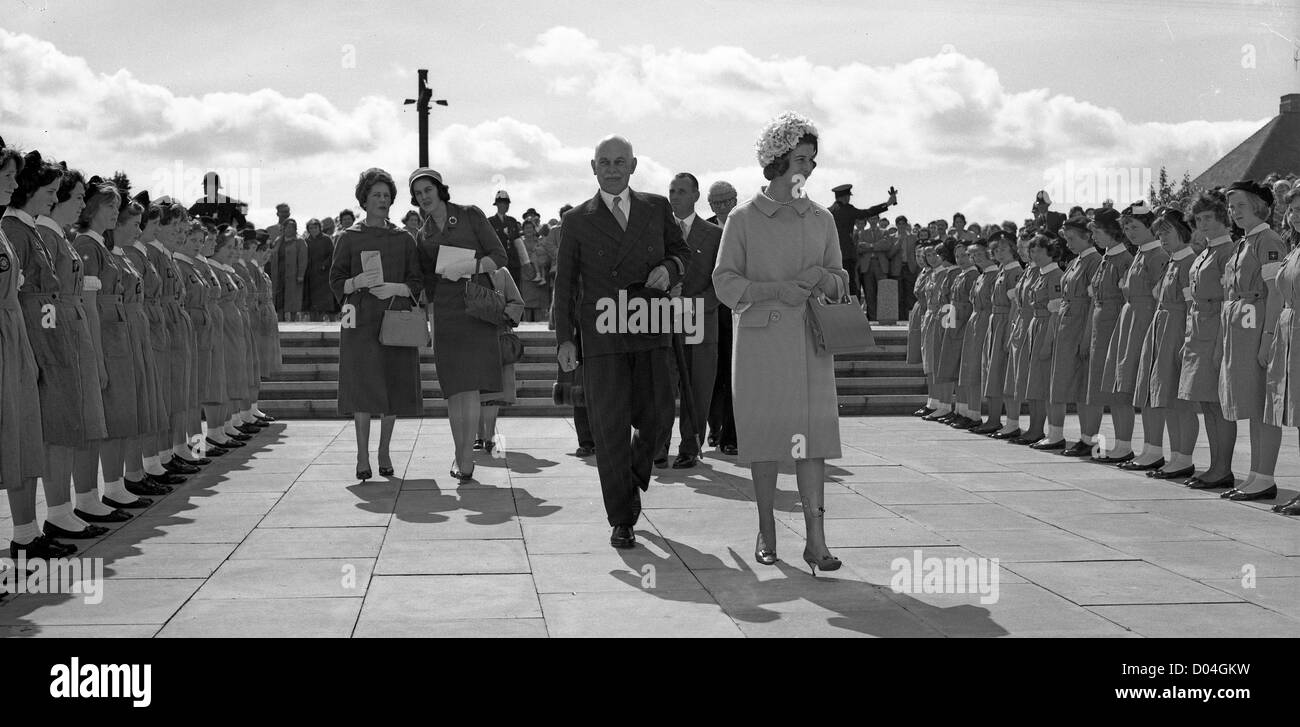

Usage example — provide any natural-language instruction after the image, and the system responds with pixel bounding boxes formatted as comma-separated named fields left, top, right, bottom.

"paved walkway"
left=1, top=416, right=1298, bottom=637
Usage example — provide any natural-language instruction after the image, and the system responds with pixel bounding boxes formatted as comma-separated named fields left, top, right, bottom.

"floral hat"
left=755, top=111, right=820, bottom=167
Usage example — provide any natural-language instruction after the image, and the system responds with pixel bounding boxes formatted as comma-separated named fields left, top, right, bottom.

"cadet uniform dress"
left=906, top=266, right=932, bottom=365
left=116, top=246, right=166, bottom=436
left=960, top=263, right=999, bottom=397
left=40, top=217, right=107, bottom=441
left=983, top=261, right=1022, bottom=399
left=74, top=231, right=139, bottom=439
left=331, top=220, right=424, bottom=417
left=147, top=240, right=193, bottom=419
left=228, top=262, right=260, bottom=403
left=938, top=265, right=979, bottom=384
left=174, top=253, right=210, bottom=409
left=1134, top=247, right=1196, bottom=409
left=1107, top=240, right=1168, bottom=397
left=211, top=262, right=250, bottom=409
left=1024, top=261, right=1063, bottom=401
left=253, top=260, right=282, bottom=377
left=1050, top=247, right=1101, bottom=405
left=1006, top=264, right=1040, bottom=400
left=922, top=265, right=958, bottom=381
left=1088, top=246, right=1134, bottom=405
left=195, top=255, right=228, bottom=406
left=1221, top=223, right=1289, bottom=421
left=123, top=242, right=169, bottom=433
left=1265, top=244, right=1300, bottom=427
left=0, top=225, right=45, bottom=489
left=1178, top=235, right=1235, bottom=403
left=4, top=209, right=88, bottom=446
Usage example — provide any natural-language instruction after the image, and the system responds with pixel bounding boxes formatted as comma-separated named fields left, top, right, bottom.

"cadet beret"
left=1091, top=207, right=1122, bottom=230
left=1225, top=179, right=1274, bottom=208
left=1061, top=217, right=1091, bottom=234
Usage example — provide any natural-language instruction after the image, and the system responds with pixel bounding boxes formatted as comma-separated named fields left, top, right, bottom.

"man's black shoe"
left=672, top=454, right=699, bottom=469
left=610, top=525, right=636, bottom=549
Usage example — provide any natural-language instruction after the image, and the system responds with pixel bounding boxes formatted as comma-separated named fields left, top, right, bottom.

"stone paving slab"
left=2, top=415, right=1298, bottom=637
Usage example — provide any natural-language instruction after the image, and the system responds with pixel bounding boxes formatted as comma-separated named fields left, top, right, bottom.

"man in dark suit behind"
left=554, top=135, right=691, bottom=550
left=655, top=172, right=723, bottom=470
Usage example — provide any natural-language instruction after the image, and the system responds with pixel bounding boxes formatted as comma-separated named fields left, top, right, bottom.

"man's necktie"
left=679, top=219, right=688, bottom=237
left=611, top=196, right=628, bottom=231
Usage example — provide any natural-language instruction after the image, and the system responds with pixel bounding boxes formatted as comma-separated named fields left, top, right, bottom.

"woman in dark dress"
left=302, top=218, right=337, bottom=322
left=330, top=168, right=423, bottom=481
left=409, top=168, right=509, bottom=480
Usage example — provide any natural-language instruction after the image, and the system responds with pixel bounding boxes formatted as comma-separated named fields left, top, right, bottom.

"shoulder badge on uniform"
left=1269, top=251, right=1279, bottom=261
left=0, top=253, right=9, bottom=272
left=189, top=273, right=200, bottom=284
left=166, top=268, right=175, bottom=278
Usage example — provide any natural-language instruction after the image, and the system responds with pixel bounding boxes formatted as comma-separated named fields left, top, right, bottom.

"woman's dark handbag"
left=378, top=296, right=431, bottom=348
left=552, top=362, right=585, bottom=407
left=806, top=294, right=878, bottom=355
left=464, top=259, right=508, bottom=325
left=499, top=331, right=524, bottom=365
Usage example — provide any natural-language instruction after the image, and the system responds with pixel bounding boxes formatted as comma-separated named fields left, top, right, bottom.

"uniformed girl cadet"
left=111, top=193, right=175, bottom=498
left=5, top=153, right=109, bottom=542
left=236, top=231, right=278, bottom=426
left=73, top=180, right=150, bottom=515
left=1050, top=219, right=1103, bottom=455
left=1179, top=191, right=1239, bottom=488
left=1105, top=203, right=1169, bottom=470
left=977, top=234, right=1022, bottom=436
left=938, top=241, right=980, bottom=427
left=1133, top=209, right=1199, bottom=480
left=1264, top=187, right=1300, bottom=515
left=127, top=194, right=189, bottom=489
left=226, top=237, right=264, bottom=435
left=1000, top=234, right=1040, bottom=441
left=907, top=239, right=933, bottom=375
left=1019, top=234, right=1064, bottom=447
left=209, top=229, right=257, bottom=447
left=174, top=223, right=226, bottom=458
left=0, top=149, right=74, bottom=559
left=1218, top=180, right=1287, bottom=501
left=40, top=168, right=115, bottom=536
left=921, top=240, right=959, bottom=421
left=1085, top=209, right=1137, bottom=462
left=195, top=228, right=244, bottom=453
left=956, top=239, right=997, bottom=429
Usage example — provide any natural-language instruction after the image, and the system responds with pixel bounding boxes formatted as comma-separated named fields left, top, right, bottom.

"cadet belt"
left=1032, top=310, right=1052, bottom=318
left=18, top=291, right=59, bottom=302
left=991, top=306, right=1011, bottom=314
left=96, top=295, right=123, bottom=304
left=1231, top=292, right=1263, bottom=301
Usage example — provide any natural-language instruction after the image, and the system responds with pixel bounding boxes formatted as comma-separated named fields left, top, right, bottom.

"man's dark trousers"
left=657, top=331, right=719, bottom=458
left=583, top=348, right=673, bottom=526
left=708, top=305, right=737, bottom=448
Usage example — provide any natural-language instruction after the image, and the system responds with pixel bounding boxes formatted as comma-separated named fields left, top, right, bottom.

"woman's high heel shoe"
left=754, top=532, right=778, bottom=566
left=378, top=452, right=394, bottom=477
left=357, top=465, right=372, bottom=481
left=801, top=505, right=841, bottom=576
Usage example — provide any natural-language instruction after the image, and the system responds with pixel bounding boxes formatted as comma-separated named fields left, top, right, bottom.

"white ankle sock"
left=926, top=398, right=937, bottom=408
left=125, top=470, right=145, bottom=482
left=1109, top=439, right=1132, bottom=456
left=240, top=410, right=256, bottom=424
left=1247, top=473, right=1275, bottom=490
left=1136, top=444, right=1164, bottom=463
left=11, top=520, right=39, bottom=545
left=1081, top=433, right=1096, bottom=445
left=174, top=444, right=193, bottom=459
left=1047, top=425, right=1064, bottom=441
left=143, top=456, right=165, bottom=476
left=1009, top=417, right=1023, bottom=430
left=1167, top=452, right=1192, bottom=470
left=75, top=490, right=114, bottom=517
left=158, top=449, right=174, bottom=465
left=46, top=502, right=88, bottom=532
left=102, top=479, right=135, bottom=504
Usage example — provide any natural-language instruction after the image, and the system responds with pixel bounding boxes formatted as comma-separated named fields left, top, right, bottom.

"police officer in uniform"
left=829, top=184, right=896, bottom=303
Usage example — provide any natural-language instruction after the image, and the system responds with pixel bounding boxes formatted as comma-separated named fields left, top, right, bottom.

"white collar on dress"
left=174, top=252, right=196, bottom=265
left=147, top=240, right=171, bottom=257
left=1244, top=223, right=1271, bottom=237
left=1, top=207, right=37, bottom=230
left=1037, top=260, right=1058, bottom=273
left=1170, top=246, right=1194, bottom=261
left=81, top=229, right=106, bottom=248
left=132, top=240, right=150, bottom=256
left=1138, top=240, right=1162, bottom=252
left=1105, top=244, right=1127, bottom=257
left=1075, top=247, right=1099, bottom=259
left=1001, top=261, right=1022, bottom=271
left=36, top=215, right=65, bottom=236
left=1207, top=234, right=1233, bottom=248
left=983, top=264, right=999, bottom=272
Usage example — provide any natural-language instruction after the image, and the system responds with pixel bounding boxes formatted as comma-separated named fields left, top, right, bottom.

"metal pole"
left=417, top=69, right=430, bottom=168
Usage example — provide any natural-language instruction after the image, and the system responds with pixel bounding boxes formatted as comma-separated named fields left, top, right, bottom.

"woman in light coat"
left=713, top=112, right=848, bottom=576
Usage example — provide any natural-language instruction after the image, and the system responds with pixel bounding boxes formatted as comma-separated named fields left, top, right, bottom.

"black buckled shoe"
left=164, top=460, right=200, bottom=475
left=575, top=445, right=595, bottom=457
left=1092, top=451, right=1134, bottom=464
left=1029, top=439, right=1066, bottom=451
left=43, top=521, right=110, bottom=540
left=672, top=453, right=699, bottom=469
left=913, top=407, right=935, bottom=418
left=75, top=507, right=131, bottom=523
left=1061, top=441, right=1093, bottom=457
left=103, top=495, right=152, bottom=510
left=989, top=428, right=1022, bottom=440
left=236, top=423, right=261, bottom=435
left=1272, top=495, right=1300, bottom=514
left=255, top=414, right=277, bottom=423
left=11, top=535, right=78, bottom=560
left=125, top=478, right=171, bottom=498
left=1186, top=473, right=1235, bottom=489
left=1224, top=485, right=1277, bottom=502
left=472, top=438, right=485, bottom=451
left=148, top=472, right=186, bottom=486
left=175, top=454, right=211, bottom=467
left=1147, top=466, right=1195, bottom=480
left=226, top=432, right=252, bottom=442
left=969, top=421, right=1002, bottom=435
left=1011, top=434, right=1044, bottom=446
left=1118, top=457, right=1164, bottom=472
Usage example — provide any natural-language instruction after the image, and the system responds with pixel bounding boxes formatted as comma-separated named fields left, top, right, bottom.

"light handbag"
left=806, top=294, right=877, bottom=355
left=379, top=296, right=430, bottom=348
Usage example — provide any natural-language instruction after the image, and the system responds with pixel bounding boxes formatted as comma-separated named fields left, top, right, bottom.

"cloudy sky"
left=1, top=0, right=1296, bottom=227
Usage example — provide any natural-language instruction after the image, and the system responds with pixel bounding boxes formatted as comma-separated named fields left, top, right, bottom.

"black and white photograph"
left=1, top=0, right=1298, bottom=676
